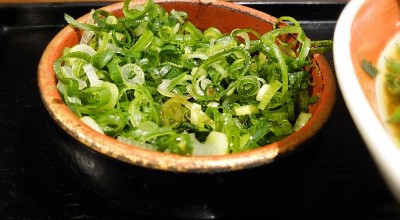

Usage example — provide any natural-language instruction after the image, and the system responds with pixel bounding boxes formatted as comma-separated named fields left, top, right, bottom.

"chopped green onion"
left=293, top=112, right=312, bottom=131
left=55, top=0, right=332, bottom=155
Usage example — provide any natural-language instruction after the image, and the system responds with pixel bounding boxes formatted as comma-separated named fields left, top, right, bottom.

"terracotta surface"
left=350, top=0, right=400, bottom=117
left=38, top=0, right=336, bottom=172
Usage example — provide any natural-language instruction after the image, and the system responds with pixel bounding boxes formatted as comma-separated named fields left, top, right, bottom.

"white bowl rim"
left=334, top=0, right=400, bottom=201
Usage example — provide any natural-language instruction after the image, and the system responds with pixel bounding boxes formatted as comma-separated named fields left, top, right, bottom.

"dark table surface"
left=1, top=1, right=400, bottom=219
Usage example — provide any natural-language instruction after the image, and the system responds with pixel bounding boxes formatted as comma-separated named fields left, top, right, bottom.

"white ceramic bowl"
left=334, top=0, right=400, bottom=201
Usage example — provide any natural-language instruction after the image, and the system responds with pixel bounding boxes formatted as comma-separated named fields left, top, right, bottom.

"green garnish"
left=54, top=0, right=332, bottom=156
left=387, top=107, right=400, bottom=123
left=362, top=58, right=379, bottom=78
left=384, top=55, right=400, bottom=123
left=385, top=71, right=400, bottom=96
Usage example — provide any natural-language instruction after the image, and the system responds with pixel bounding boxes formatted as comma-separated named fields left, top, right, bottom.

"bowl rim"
left=38, top=0, right=336, bottom=173
left=333, top=0, right=400, bottom=201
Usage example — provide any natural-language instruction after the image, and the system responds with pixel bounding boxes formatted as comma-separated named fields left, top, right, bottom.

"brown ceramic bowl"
left=38, top=0, right=336, bottom=218
left=334, top=0, right=400, bottom=202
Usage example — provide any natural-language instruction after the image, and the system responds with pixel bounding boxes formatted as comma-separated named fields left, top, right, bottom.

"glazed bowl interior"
left=38, top=0, right=336, bottom=173
left=334, top=0, right=400, bottom=201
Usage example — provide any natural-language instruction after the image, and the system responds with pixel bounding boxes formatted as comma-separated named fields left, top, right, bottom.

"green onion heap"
left=54, top=0, right=333, bottom=156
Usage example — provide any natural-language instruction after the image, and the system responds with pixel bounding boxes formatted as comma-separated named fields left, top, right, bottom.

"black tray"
left=1, top=1, right=399, bottom=219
